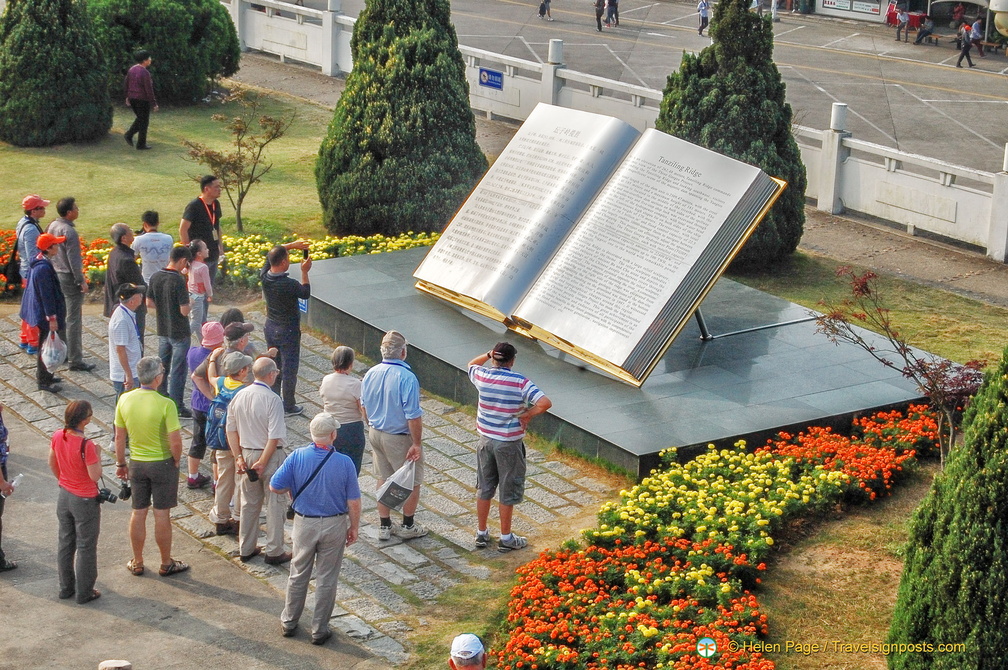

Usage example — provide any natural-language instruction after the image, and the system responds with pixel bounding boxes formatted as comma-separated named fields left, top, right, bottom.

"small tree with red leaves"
left=815, top=267, right=984, bottom=463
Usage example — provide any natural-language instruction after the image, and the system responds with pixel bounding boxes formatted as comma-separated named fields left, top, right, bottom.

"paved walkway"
left=0, top=307, right=618, bottom=665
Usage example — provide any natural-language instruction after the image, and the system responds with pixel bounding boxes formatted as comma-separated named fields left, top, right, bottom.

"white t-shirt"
left=132, top=231, right=175, bottom=283
left=319, top=372, right=364, bottom=425
left=108, top=304, right=142, bottom=383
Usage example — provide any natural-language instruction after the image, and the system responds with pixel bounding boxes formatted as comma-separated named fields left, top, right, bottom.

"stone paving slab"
left=0, top=308, right=619, bottom=663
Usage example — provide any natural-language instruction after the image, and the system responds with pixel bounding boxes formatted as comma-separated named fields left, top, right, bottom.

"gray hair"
left=451, top=654, right=485, bottom=668
left=252, top=356, right=277, bottom=381
left=379, top=330, right=407, bottom=360
left=136, top=356, right=163, bottom=385
left=331, top=346, right=355, bottom=372
left=110, top=222, right=132, bottom=244
left=309, top=412, right=341, bottom=443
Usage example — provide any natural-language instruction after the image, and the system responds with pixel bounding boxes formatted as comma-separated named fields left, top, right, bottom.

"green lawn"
left=729, top=252, right=1008, bottom=365
left=0, top=92, right=331, bottom=241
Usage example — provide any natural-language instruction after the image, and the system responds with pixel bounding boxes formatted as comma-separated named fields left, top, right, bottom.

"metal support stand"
left=695, top=309, right=714, bottom=341
left=695, top=307, right=819, bottom=341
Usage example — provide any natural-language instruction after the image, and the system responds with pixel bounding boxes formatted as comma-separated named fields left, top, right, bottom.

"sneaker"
left=394, top=522, right=428, bottom=540
left=284, top=405, right=303, bottom=417
left=68, top=362, right=96, bottom=372
left=377, top=525, right=392, bottom=541
left=18, top=342, right=29, bottom=351
left=178, top=407, right=193, bottom=419
left=498, top=534, right=528, bottom=553
left=187, top=473, right=211, bottom=489
left=25, top=345, right=38, bottom=355
left=475, top=532, right=490, bottom=549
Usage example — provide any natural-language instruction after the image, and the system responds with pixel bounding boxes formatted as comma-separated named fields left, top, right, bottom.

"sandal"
left=79, top=589, right=101, bottom=604
left=0, top=559, right=17, bottom=571
left=159, top=559, right=190, bottom=577
left=126, top=559, right=144, bottom=576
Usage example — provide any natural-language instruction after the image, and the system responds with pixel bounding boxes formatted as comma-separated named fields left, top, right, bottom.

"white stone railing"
left=798, top=104, right=1008, bottom=261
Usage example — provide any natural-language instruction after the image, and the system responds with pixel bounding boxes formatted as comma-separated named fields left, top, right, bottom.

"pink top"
left=51, top=429, right=100, bottom=498
left=187, top=259, right=213, bottom=297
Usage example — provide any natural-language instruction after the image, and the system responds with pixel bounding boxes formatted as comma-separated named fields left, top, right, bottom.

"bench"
left=923, top=33, right=951, bottom=45
left=980, top=41, right=1006, bottom=56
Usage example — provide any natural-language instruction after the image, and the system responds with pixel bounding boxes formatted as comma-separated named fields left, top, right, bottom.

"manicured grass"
left=0, top=90, right=331, bottom=242
left=757, top=461, right=939, bottom=670
left=730, top=252, right=1008, bottom=365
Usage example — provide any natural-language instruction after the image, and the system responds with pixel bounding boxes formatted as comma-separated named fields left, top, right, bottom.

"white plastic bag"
left=376, top=460, right=415, bottom=511
left=41, top=330, right=67, bottom=372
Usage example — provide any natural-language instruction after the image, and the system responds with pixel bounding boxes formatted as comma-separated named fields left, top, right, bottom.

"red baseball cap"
left=22, top=194, right=50, bottom=211
left=36, top=233, right=66, bottom=251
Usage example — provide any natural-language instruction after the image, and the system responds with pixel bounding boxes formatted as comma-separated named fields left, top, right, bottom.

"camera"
left=246, top=468, right=259, bottom=482
left=97, top=481, right=131, bottom=504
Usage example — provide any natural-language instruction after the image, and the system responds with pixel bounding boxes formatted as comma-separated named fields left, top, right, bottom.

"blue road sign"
left=478, top=68, right=504, bottom=90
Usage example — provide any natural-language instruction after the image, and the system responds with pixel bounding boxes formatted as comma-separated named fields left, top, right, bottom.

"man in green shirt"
left=114, top=356, right=189, bottom=577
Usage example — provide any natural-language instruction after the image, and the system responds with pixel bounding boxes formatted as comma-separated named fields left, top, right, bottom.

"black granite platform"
left=307, top=247, right=924, bottom=478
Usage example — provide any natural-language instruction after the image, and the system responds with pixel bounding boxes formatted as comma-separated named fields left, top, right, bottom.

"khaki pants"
left=238, top=447, right=287, bottom=557
left=281, top=514, right=349, bottom=639
left=210, top=450, right=241, bottom=524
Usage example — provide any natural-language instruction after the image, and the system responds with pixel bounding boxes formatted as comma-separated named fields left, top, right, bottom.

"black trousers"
left=37, top=320, right=65, bottom=387
left=126, top=99, right=151, bottom=148
left=265, top=320, right=301, bottom=411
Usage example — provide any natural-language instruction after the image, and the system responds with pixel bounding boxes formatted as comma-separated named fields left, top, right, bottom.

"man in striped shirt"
left=468, top=342, right=552, bottom=552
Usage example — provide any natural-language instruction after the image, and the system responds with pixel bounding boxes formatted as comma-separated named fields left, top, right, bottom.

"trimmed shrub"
left=887, top=347, right=1008, bottom=669
left=88, top=0, right=240, bottom=104
left=656, top=0, right=806, bottom=268
left=0, top=0, right=113, bottom=147
left=316, top=0, right=488, bottom=237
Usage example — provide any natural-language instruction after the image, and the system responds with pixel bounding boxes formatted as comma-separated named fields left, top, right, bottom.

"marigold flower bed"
left=0, top=229, right=439, bottom=295
left=497, top=405, right=939, bottom=670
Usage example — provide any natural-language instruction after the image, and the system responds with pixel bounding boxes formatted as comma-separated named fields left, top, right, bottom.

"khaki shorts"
left=369, top=428, right=424, bottom=485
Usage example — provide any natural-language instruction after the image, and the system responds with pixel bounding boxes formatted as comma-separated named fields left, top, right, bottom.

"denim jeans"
left=157, top=335, right=191, bottom=410
left=189, top=293, right=208, bottom=337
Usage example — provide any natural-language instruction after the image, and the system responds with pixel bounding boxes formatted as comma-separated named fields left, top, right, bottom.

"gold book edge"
left=631, top=175, right=788, bottom=384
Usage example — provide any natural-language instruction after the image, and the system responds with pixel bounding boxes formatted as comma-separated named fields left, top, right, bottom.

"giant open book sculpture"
left=414, top=104, right=786, bottom=386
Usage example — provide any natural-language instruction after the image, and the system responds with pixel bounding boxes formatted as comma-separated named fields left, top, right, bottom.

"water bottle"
left=1, top=473, right=23, bottom=498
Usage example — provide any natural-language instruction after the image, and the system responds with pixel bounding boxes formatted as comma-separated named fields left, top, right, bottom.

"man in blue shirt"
left=270, top=413, right=360, bottom=645
left=360, top=330, right=427, bottom=541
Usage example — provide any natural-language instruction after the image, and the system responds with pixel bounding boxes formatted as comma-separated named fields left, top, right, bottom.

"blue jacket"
left=20, top=255, right=65, bottom=330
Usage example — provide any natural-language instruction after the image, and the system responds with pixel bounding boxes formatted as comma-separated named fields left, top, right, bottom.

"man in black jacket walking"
left=261, top=242, right=311, bottom=416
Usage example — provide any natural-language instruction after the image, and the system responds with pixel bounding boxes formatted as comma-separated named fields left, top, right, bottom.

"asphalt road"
left=304, top=0, right=1008, bottom=172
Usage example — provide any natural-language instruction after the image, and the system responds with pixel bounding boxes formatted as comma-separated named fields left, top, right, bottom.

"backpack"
left=205, top=378, right=245, bottom=449
left=2, top=246, right=20, bottom=291
left=538, top=1, right=546, bottom=16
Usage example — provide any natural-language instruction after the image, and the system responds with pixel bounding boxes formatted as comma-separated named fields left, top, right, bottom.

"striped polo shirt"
left=468, top=364, right=545, bottom=441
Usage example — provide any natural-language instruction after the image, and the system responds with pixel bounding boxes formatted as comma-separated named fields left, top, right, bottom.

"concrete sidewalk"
left=0, top=409, right=376, bottom=670
left=0, top=305, right=619, bottom=667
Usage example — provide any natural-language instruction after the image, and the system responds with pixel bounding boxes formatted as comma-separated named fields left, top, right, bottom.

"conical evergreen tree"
left=88, top=0, right=240, bottom=104
left=655, top=0, right=805, bottom=267
left=0, top=0, right=112, bottom=147
left=887, top=346, right=1008, bottom=669
left=316, top=0, right=488, bottom=236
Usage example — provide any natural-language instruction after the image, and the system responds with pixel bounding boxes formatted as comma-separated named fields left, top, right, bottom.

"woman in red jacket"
left=49, top=401, right=103, bottom=604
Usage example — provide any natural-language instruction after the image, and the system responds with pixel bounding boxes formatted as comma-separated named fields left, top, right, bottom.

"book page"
left=514, top=130, right=768, bottom=364
left=413, top=104, right=639, bottom=317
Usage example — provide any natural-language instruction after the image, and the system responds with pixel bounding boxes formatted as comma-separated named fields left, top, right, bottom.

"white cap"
left=450, top=634, right=484, bottom=661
